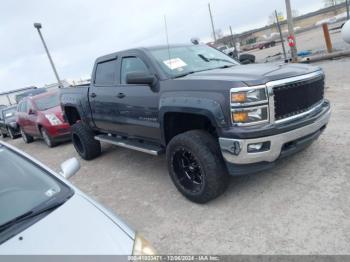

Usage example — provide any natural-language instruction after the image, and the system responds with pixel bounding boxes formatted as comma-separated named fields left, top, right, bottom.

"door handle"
left=90, top=93, right=97, bottom=98
left=117, top=93, right=125, bottom=99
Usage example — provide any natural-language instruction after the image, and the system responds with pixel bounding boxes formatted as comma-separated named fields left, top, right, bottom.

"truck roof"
left=95, top=44, right=193, bottom=63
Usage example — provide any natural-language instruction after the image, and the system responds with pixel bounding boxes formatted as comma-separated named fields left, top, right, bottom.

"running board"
left=94, top=135, right=164, bottom=156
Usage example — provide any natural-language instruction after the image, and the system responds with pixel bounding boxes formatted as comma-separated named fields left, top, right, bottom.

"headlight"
left=45, top=114, right=63, bottom=126
left=231, top=86, right=267, bottom=105
left=231, top=106, right=269, bottom=126
left=132, top=234, right=156, bottom=255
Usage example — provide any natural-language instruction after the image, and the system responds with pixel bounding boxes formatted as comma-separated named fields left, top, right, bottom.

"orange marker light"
left=231, top=92, right=247, bottom=103
left=232, top=112, right=248, bottom=122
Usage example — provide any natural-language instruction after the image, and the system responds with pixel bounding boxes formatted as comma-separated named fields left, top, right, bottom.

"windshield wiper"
left=173, top=71, right=196, bottom=79
left=198, top=54, right=236, bottom=65
left=0, top=199, right=66, bottom=233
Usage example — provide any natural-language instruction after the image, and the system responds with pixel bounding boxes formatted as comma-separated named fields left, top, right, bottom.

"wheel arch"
left=63, top=105, right=82, bottom=125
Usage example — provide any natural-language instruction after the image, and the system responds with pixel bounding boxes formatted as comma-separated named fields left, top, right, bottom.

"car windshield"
left=149, top=45, right=239, bottom=78
left=0, top=145, right=72, bottom=231
left=3, top=108, right=16, bottom=119
left=34, top=93, right=59, bottom=111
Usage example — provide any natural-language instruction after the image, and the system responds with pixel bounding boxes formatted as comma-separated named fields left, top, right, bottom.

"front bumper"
left=219, top=104, right=331, bottom=166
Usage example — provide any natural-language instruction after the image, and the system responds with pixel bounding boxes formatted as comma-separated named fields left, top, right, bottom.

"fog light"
left=247, top=141, right=270, bottom=153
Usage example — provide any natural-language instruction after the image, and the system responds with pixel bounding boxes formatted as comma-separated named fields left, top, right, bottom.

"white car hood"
left=0, top=193, right=134, bottom=255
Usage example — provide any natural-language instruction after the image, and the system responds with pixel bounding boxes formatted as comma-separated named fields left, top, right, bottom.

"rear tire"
left=166, top=130, right=229, bottom=204
left=71, top=122, right=101, bottom=160
left=41, top=128, right=56, bottom=148
left=7, top=127, right=16, bottom=140
left=20, top=127, right=33, bottom=144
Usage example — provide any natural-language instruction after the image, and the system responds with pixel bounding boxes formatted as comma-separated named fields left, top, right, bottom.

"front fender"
left=159, top=96, right=227, bottom=144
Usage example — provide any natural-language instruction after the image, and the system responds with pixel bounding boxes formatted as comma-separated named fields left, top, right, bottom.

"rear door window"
left=94, top=59, right=117, bottom=86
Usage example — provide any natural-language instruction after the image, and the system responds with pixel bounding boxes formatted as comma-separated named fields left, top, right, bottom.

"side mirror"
left=59, top=157, right=80, bottom=179
left=126, top=72, right=157, bottom=86
left=28, top=109, right=36, bottom=115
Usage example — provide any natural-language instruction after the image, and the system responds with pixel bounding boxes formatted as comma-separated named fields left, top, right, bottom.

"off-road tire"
left=71, top=122, right=101, bottom=160
left=20, top=127, right=34, bottom=144
left=166, top=130, right=229, bottom=204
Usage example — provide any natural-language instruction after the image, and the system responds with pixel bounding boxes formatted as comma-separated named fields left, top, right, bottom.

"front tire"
left=20, top=127, right=33, bottom=144
left=41, top=128, right=56, bottom=148
left=166, top=130, right=229, bottom=204
left=71, top=122, right=101, bottom=160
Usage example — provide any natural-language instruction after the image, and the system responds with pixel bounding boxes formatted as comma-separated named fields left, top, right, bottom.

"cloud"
left=0, top=0, right=324, bottom=92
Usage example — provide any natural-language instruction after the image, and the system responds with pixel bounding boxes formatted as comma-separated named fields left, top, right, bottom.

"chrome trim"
left=94, top=135, right=163, bottom=156
left=230, top=85, right=268, bottom=107
left=219, top=106, right=330, bottom=165
left=266, top=70, right=325, bottom=124
left=231, top=105, right=269, bottom=127
left=265, top=70, right=324, bottom=88
left=275, top=101, right=324, bottom=124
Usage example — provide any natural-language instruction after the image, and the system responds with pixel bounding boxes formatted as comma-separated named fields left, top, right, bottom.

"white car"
left=0, top=141, right=155, bottom=255
left=342, top=20, right=350, bottom=44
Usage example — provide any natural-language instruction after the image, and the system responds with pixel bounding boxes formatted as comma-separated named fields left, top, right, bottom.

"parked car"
left=0, top=105, right=21, bottom=139
left=17, top=91, right=71, bottom=147
left=0, top=141, right=155, bottom=255
left=60, top=44, right=331, bottom=203
left=342, top=20, right=350, bottom=44
left=15, top=88, right=47, bottom=104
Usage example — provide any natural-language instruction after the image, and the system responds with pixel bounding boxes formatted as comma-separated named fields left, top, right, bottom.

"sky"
left=0, top=0, right=325, bottom=92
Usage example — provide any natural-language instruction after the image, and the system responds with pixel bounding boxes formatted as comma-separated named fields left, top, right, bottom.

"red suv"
left=16, top=91, right=71, bottom=147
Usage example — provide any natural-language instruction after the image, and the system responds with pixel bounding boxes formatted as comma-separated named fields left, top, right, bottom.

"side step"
left=94, top=135, right=164, bottom=156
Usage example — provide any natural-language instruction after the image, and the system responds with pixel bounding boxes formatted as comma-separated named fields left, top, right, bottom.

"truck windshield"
left=149, top=45, right=239, bottom=78
left=34, top=93, right=59, bottom=111
left=0, top=145, right=73, bottom=242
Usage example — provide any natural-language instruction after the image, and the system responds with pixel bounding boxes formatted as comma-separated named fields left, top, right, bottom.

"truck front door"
left=115, top=54, right=160, bottom=142
left=89, top=52, right=160, bottom=142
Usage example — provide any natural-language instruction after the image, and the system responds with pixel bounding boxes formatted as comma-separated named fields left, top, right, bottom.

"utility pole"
left=285, top=0, right=298, bottom=62
left=275, top=10, right=288, bottom=62
left=208, top=3, right=217, bottom=42
left=33, top=23, right=63, bottom=88
left=346, top=0, right=349, bottom=20
left=229, top=25, right=239, bottom=58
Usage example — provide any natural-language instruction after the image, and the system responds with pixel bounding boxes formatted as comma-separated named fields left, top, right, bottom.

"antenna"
left=164, top=15, right=172, bottom=67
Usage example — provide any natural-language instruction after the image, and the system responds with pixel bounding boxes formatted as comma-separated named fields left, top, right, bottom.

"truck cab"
left=61, top=44, right=331, bottom=203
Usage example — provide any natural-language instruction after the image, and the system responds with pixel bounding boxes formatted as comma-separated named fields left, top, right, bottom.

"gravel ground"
left=3, top=58, right=350, bottom=255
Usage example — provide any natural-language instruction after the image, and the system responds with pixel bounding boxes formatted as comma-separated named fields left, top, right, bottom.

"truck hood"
left=0, top=193, right=134, bottom=255
left=181, top=63, right=321, bottom=86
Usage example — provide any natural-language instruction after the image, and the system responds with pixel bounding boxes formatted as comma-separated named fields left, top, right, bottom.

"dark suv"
left=0, top=106, right=20, bottom=139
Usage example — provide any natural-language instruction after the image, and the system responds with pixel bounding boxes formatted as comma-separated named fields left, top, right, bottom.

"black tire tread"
left=71, top=122, right=101, bottom=160
left=166, top=130, right=229, bottom=203
left=20, top=127, right=34, bottom=143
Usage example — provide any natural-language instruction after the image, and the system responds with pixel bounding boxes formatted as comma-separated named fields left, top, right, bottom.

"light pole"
left=285, top=0, right=298, bottom=62
left=275, top=10, right=288, bottom=62
left=33, top=23, right=63, bottom=88
left=208, top=3, right=217, bottom=42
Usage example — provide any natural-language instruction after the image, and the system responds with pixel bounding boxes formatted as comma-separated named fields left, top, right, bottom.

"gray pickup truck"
left=60, top=44, right=331, bottom=203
